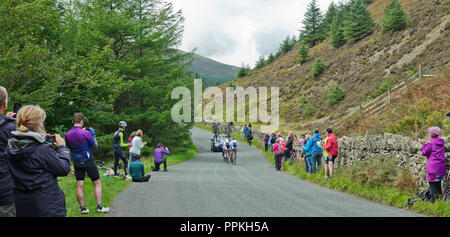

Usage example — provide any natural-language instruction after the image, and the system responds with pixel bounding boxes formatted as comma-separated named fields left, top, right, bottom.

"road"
left=107, top=127, right=420, bottom=217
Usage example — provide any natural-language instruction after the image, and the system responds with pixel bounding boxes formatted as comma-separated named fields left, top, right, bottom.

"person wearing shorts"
left=66, top=113, right=109, bottom=214
left=323, top=128, right=338, bottom=179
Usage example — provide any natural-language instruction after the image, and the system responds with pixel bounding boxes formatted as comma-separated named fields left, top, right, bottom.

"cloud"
left=172, top=0, right=333, bottom=67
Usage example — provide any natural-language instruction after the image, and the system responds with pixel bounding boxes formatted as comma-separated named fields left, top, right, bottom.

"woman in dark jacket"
left=6, top=105, right=71, bottom=217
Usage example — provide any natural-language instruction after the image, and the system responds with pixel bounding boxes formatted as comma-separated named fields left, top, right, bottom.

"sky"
left=172, top=0, right=334, bottom=67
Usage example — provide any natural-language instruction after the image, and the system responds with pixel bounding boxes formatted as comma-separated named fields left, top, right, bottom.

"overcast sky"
left=172, top=0, right=334, bottom=67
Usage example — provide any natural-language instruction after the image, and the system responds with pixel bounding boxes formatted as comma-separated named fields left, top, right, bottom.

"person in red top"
left=323, top=128, right=338, bottom=179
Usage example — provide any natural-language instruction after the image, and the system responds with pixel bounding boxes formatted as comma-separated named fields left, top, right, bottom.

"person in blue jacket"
left=310, top=128, right=323, bottom=174
left=6, top=105, right=71, bottom=217
left=302, top=134, right=314, bottom=175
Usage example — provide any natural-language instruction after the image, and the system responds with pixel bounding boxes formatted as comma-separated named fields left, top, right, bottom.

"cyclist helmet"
left=225, top=139, right=230, bottom=144
left=119, top=121, right=128, bottom=127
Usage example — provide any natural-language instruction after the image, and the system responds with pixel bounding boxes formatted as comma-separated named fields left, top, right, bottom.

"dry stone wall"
left=202, top=122, right=450, bottom=186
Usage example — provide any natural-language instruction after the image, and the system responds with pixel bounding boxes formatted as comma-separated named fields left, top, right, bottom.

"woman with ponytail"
left=6, top=105, right=71, bottom=217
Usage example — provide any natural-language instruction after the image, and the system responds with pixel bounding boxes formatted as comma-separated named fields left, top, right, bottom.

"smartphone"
left=13, top=103, right=22, bottom=114
left=45, top=135, right=56, bottom=144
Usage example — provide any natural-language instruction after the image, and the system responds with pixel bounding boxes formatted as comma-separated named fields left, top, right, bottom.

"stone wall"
left=202, top=122, right=450, bottom=186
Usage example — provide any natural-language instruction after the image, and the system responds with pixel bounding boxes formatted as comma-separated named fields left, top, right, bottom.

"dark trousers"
left=264, top=144, right=268, bottom=152
left=114, top=148, right=128, bottom=175
left=152, top=158, right=167, bottom=171
left=284, top=149, right=291, bottom=162
left=133, top=174, right=151, bottom=183
left=429, top=181, right=442, bottom=203
left=311, top=152, right=322, bottom=173
left=275, top=154, right=282, bottom=170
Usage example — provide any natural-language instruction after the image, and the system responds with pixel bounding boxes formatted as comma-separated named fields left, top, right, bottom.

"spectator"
left=113, top=121, right=129, bottom=176
left=65, top=113, right=109, bottom=214
left=130, top=154, right=151, bottom=183
left=152, top=144, right=170, bottom=172
left=264, top=134, right=270, bottom=152
left=323, top=128, right=338, bottom=180
left=241, top=125, right=246, bottom=140
left=128, top=131, right=136, bottom=148
left=273, top=138, right=285, bottom=171
left=0, top=86, right=16, bottom=217
left=246, top=127, right=253, bottom=145
left=285, top=133, right=294, bottom=163
left=419, top=126, right=447, bottom=203
left=269, top=133, right=277, bottom=153
left=310, top=128, right=323, bottom=174
left=127, top=131, right=136, bottom=171
left=302, top=134, right=313, bottom=175
left=6, top=105, right=71, bottom=217
left=243, top=125, right=248, bottom=141
left=129, top=130, right=147, bottom=166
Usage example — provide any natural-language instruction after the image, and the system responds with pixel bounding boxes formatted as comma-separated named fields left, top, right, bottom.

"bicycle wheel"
left=232, top=152, right=237, bottom=165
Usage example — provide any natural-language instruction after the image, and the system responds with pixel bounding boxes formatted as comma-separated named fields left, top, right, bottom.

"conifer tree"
left=322, top=1, right=337, bottom=36
left=300, top=0, right=325, bottom=47
left=297, top=44, right=309, bottom=65
left=383, top=0, right=409, bottom=32
left=343, top=0, right=375, bottom=41
left=331, top=10, right=346, bottom=48
left=312, top=58, right=325, bottom=78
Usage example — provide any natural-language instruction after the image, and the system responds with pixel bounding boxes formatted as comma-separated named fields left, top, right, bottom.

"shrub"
left=349, top=157, right=418, bottom=193
left=374, top=76, right=395, bottom=98
left=327, top=84, right=346, bottom=106
left=312, top=58, right=325, bottom=78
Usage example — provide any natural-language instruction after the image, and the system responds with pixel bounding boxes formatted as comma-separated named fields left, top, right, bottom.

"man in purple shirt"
left=152, top=143, right=170, bottom=172
left=65, top=113, right=109, bottom=214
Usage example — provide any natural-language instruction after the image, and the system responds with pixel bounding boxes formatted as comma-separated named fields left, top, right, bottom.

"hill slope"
left=230, top=0, right=450, bottom=137
left=185, top=53, right=240, bottom=85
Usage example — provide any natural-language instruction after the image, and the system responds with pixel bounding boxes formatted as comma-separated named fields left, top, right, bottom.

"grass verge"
left=59, top=143, right=197, bottom=217
left=195, top=123, right=449, bottom=217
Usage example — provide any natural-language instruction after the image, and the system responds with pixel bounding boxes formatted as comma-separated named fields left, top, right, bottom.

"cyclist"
left=113, top=121, right=129, bottom=177
left=65, top=113, right=109, bottom=214
left=230, top=138, right=238, bottom=162
left=222, top=139, right=232, bottom=161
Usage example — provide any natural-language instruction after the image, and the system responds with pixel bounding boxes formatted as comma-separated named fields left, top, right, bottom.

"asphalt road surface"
left=107, top=127, right=420, bottom=217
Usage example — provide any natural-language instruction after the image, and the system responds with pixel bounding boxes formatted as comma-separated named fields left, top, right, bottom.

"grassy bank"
left=59, top=144, right=197, bottom=217
left=195, top=123, right=449, bottom=217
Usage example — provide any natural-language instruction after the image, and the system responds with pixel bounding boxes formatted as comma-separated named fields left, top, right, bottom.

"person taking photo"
left=65, top=113, right=109, bottom=214
left=6, top=105, right=71, bottom=217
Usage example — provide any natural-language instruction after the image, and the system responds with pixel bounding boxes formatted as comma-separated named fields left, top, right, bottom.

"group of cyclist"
left=222, top=136, right=238, bottom=163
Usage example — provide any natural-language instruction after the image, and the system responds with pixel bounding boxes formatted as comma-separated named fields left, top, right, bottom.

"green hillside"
left=186, top=53, right=240, bottom=85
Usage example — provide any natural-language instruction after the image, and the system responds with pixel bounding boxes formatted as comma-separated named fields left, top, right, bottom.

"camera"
left=13, top=103, right=22, bottom=117
left=45, top=135, right=56, bottom=144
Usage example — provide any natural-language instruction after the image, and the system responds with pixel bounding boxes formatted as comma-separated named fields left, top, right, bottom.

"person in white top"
left=129, top=130, right=147, bottom=167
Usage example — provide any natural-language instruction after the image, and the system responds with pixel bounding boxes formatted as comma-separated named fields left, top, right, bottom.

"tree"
left=237, top=63, right=250, bottom=78
left=331, top=9, right=347, bottom=48
left=383, top=0, right=409, bottom=32
left=279, top=35, right=294, bottom=54
left=343, top=0, right=375, bottom=41
left=255, top=56, right=267, bottom=69
left=322, top=1, right=337, bottom=36
left=327, top=84, right=346, bottom=106
left=297, top=44, right=309, bottom=64
left=267, top=53, right=275, bottom=64
left=300, top=0, right=325, bottom=47
left=312, top=58, right=325, bottom=78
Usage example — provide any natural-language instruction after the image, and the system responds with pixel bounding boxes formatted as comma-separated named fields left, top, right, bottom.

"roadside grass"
left=195, top=123, right=450, bottom=217
left=59, top=144, right=197, bottom=217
